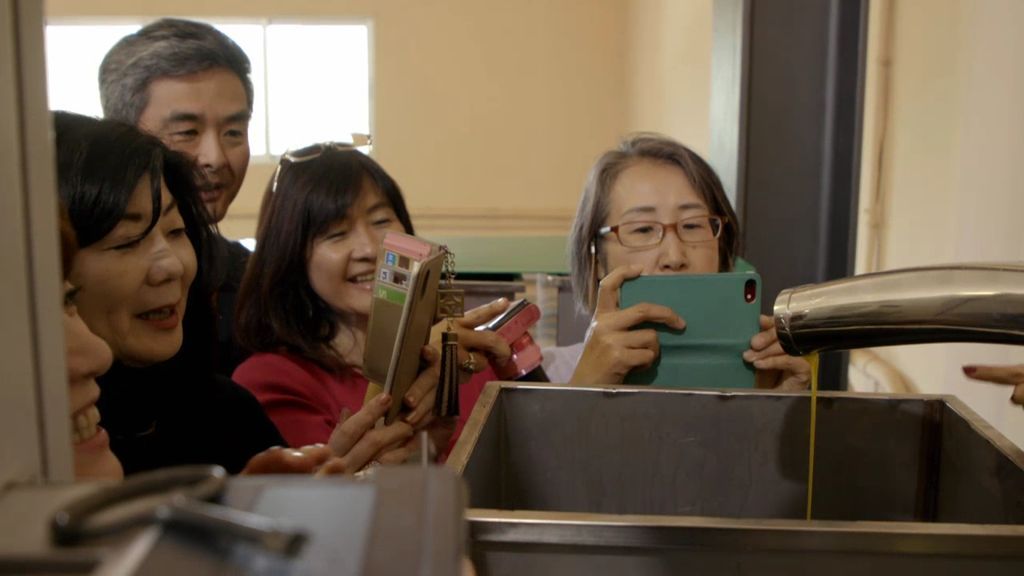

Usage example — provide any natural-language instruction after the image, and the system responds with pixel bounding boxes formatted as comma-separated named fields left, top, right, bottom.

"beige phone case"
left=363, top=232, right=444, bottom=424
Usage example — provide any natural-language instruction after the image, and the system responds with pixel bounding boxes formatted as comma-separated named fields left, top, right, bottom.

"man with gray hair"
left=100, top=18, right=253, bottom=375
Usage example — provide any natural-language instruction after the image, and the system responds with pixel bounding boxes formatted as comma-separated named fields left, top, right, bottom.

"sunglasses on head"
left=270, top=142, right=357, bottom=194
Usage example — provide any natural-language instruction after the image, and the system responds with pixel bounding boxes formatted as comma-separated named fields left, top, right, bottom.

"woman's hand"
left=569, top=265, right=685, bottom=386
left=394, top=345, right=444, bottom=426
left=963, top=364, right=1024, bottom=408
left=318, top=393, right=415, bottom=474
left=240, top=444, right=335, bottom=475
left=745, top=315, right=811, bottom=391
left=371, top=414, right=458, bottom=466
left=429, top=298, right=513, bottom=379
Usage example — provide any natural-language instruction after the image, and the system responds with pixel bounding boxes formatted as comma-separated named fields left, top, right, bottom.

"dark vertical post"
left=710, top=0, right=868, bottom=390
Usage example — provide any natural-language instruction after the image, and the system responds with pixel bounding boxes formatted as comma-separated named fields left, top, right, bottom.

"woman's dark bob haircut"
left=53, top=110, right=218, bottom=365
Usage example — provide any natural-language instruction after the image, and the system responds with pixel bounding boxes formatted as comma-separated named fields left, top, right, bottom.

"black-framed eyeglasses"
left=270, top=142, right=356, bottom=194
left=597, top=215, right=725, bottom=248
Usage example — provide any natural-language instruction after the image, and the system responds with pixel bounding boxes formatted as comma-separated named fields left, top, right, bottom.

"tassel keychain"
left=435, top=246, right=463, bottom=418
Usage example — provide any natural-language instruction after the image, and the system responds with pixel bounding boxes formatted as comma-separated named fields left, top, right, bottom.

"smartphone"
left=477, top=299, right=546, bottom=381
left=363, top=232, right=446, bottom=423
left=619, top=272, right=761, bottom=388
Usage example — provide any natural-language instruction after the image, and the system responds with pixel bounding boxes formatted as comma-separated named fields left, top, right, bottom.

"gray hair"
left=99, top=18, right=254, bottom=124
left=568, top=133, right=741, bottom=314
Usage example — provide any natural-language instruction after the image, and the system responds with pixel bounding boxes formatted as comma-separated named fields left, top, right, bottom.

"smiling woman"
left=69, top=178, right=197, bottom=366
left=543, top=133, right=811, bottom=390
left=54, top=111, right=285, bottom=475
left=233, top=144, right=511, bottom=466
left=59, top=208, right=123, bottom=480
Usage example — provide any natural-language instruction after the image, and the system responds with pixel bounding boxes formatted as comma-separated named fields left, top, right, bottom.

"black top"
left=97, top=359, right=285, bottom=475
left=211, top=234, right=251, bottom=377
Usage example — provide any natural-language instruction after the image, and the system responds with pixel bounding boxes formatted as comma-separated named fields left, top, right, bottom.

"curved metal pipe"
left=773, top=263, right=1024, bottom=356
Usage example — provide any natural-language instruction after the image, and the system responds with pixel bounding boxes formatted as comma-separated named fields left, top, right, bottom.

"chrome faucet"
left=773, top=263, right=1024, bottom=356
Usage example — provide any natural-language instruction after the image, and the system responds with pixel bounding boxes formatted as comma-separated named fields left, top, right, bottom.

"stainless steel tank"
left=450, top=382, right=1024, bottom=575
left=451, top=263, right=1024, bottom=574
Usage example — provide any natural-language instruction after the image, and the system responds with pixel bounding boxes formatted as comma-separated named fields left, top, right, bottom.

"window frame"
left=43, top=16, right=375, bottom=163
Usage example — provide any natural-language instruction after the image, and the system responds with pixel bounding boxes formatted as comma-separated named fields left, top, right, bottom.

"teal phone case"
left=620, top=272, right=761, bottom=389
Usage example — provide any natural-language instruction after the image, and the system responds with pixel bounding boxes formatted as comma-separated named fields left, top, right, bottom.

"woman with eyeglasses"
left=233, top=143, right=511, bottom=465
left=543, top=133, right=811, bottom=389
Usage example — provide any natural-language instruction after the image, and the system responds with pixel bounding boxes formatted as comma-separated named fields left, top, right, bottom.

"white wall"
left=625, top=0, right=712, bottom=155
left=859, top=0, right=1024, bottom=448
left=45, top=0, right=717, bottom=240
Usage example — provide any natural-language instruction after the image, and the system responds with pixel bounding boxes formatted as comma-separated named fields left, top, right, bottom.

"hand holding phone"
left=363, top=232, right=445, bottom=424
left=568, top=264, right=683, bottom=386
left=476, top=299, right=546, bottom=381
left=619, top=272, right=761, bottom=388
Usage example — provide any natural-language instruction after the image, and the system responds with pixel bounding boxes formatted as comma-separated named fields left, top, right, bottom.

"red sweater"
left=233, top=351, right=490, bottom=453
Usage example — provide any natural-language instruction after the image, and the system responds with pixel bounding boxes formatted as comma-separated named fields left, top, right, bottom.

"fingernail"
left=963, top=366, right=977, bottom=375
left=289, top=450, right=305, bottom=458
left=496, top=297, right=508, bottom=305
left=405, top=394, right=417, bottom=407
left=313, top=443, right=326, bottom=448
left=377, top=393, right=391, bottom=406
left=753, top=360, right=766, bottom=369
left=742, top=350, right=755, bottom=362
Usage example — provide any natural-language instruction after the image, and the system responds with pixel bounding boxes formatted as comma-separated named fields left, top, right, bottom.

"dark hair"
left=59, top=205, right=77, bottom=278
left=236, top=147, right=414, bottom=372
left=569, top=133, right=741, bottom=313
left=99, top=18, right=254, bottom=124
left=53, top=111, right=218, bottom=367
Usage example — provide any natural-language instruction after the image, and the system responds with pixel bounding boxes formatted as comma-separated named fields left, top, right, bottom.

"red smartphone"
left=477, top=299, right=546, bottom=381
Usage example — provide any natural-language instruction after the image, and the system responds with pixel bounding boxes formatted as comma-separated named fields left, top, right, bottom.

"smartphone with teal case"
left=620, top=272, right=761, bottom=388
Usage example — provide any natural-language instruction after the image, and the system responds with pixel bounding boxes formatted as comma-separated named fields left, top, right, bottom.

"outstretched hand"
left=963, top=364, right=1024, bottom=408
left=241, top=444, right=335, bottom=475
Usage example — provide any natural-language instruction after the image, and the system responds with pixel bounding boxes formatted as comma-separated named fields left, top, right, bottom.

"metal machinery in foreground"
left=451, top=264, right=1024, bottom=575
left=450, top=383, right=1024, bottom=575
left=0, top=466, right=464, bottom=575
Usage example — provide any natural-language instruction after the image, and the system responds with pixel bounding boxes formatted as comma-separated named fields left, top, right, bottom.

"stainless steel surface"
left=450, top=382, right=1024, bottom=574
left=773, top=263, right=1024, bottom=355
left=1, top=467, right=465, bottom=575
left=468, top=511, right=1024, bottom=575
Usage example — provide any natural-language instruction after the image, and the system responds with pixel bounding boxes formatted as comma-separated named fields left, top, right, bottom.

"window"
left=44, top=22, right=370, bottom=156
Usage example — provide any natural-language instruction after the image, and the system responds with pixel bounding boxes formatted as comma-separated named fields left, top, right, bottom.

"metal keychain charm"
left=435, top=247, right=463, bottom=418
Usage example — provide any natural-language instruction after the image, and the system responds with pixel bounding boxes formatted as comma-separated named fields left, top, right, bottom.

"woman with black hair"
left=55, top=112, right=393, bottom=476
left=54, top=111, right=284, bottom=474
left=234, top=143, right=511, bottom=463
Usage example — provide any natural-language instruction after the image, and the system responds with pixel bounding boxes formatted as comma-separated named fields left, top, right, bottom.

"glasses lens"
left=677, top=216, right=719, bottom=243
left=616, top=222, right=663, bottom=247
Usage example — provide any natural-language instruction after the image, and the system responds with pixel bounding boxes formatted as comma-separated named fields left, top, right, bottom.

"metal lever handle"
left=158, top=495, right=307, bottom=556
left=52, top=465, right=307, bottom=557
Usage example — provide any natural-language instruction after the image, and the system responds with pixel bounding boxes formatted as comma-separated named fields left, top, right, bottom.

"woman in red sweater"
left=234, top=143, right=509, bottom=464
